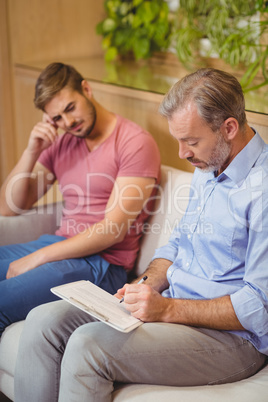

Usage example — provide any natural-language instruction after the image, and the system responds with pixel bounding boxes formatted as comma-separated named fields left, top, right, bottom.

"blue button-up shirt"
left=153, top=132, right=268, bottom=355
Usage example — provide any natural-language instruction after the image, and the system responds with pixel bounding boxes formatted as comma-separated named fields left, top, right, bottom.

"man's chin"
left=69, top=127, right=93, bottom=139
left=197, top=165, right=218, bottom=174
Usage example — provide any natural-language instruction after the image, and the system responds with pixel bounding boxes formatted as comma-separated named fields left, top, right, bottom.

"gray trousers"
left=14, top=300, right=266, bottom=402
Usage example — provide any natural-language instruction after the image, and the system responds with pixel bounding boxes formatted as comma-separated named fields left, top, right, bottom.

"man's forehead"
left=168, top=104, right=199, bottom=128
left=168, top=103, right=210, bottom=141
left=44, top=87, right=76, bottom=115
left=172, top=102, right=198, bottom=118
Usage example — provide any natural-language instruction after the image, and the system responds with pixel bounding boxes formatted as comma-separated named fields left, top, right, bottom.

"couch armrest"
left=0, top=202, right=63, bottom=246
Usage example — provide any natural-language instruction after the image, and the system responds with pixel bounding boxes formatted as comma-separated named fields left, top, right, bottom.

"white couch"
left=0, top=165, right=267, bottom=402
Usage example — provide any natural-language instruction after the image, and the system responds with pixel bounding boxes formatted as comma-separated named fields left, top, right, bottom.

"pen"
left=119, top=275, right=148, bottom=303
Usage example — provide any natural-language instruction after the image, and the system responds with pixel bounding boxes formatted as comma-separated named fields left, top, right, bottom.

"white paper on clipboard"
left=51, top=280, right=143, bottom=333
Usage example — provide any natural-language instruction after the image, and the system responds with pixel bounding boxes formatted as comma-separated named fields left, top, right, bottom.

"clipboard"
left=51, top=280, right=143, bottom=333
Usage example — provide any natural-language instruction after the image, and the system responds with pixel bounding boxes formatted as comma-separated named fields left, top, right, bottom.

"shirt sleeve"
left=231, top=189, right=268, bottom=338
left=152, top=225, right=181, bottom=262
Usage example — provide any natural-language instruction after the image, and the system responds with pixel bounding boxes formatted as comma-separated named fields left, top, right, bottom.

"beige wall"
left=8, top=0, right=105, bottom=64
left=0, top=0, right=105, bottom=185
left=0, top=0, right=16, bottom=184
left=1, top=0, right=193, bottom=184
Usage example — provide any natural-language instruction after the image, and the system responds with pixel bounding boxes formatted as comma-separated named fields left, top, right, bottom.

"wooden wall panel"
left=2, top=0, right=268, bottom=186
left=90, top=81, right=194, bottom=173
left=13, top=68, right=43, bottom=159
left=8, top=0, right=106, bottom=64
left=0, top=0, right=16, bottom=185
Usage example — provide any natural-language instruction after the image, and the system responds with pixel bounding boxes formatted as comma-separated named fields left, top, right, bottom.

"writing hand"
left=122, top=283, right=170, bottom=322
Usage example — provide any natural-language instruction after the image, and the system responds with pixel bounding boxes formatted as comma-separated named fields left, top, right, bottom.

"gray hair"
left=159, top=68, right=247, bottom=132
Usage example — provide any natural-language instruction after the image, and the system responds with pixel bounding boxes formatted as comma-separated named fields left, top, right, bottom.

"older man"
left=15, top=68, right=268, bottom=401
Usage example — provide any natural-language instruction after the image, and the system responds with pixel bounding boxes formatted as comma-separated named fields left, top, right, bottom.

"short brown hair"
left=34, top=63, right=84, bottom=110
left=159, top=68, right=247, bottom=131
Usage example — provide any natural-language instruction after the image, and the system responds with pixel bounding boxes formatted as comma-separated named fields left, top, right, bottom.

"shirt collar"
left=196, top=131, right=265, bottom=186
left=220, top=131, right=265, bottom=185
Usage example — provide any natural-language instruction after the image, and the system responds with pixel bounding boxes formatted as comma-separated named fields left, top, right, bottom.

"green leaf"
left=132, top=13, right=143, bottom=29
left=102, top=34, right=112, bottom=50
left=137, top=1, right=160, bottom=25
left=119, top=3, right=131, bottom=16
left=114, top=28, right=132, bottom=47
left=105, top=46, right=118, bottom=62
left=96, top=21, right=104, bottom=35
left=133, top=0, right=144, bottom=7
left=133, top=36, right=150, bottom=60
left=240, top=56, right=262, bottom=88
left=106, top=0, right=121, bottom=18
left=154, top=20, right=170, bottom=45
left=102, top=18, right=117, bottom=33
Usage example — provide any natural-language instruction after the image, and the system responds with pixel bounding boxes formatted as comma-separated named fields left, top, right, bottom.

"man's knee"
left=64, top=322, right=105, bottom=356
left=62, top=322, right=120, bottom=373
left=19, top=303, right=56, bottom=348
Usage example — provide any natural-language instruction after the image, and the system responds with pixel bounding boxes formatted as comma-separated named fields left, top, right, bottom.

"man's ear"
left=221, top=117, right=239, bottom=141
left=81, top=80, right=92, bottom=98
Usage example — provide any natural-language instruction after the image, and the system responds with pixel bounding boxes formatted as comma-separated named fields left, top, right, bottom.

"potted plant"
left=96, top=0, right=171, bottom=61
left=97, top=0, right=268, bottom=90
left=172, top=0, right=268, bottom=90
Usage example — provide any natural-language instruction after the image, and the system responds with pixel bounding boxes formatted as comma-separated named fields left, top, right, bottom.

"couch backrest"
left=135, top=165, right=193, bottom=276
left=0, top=166, right=194, bottom=275
left=0, top=202, right=63, bottom=246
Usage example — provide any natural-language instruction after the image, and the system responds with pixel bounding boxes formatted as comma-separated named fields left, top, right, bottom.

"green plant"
left=97, top=0, right=268, bottom=90
left=96, top=0, right=171, bottom=61
left=173, top=0, right=268, bottom=90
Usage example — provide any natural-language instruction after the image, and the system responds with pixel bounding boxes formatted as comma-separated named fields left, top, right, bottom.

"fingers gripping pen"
left=119, top=275, right=148, bottom=304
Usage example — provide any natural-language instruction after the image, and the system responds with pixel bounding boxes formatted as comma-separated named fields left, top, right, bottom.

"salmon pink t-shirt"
left=38, top=115, right=161, bottom=271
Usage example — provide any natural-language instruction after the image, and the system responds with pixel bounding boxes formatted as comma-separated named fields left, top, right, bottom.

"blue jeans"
left=0, top=234, right=127, bottom=336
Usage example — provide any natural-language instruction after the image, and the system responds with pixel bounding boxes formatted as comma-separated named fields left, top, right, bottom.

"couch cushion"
left=0, top=321, right=25, bottom=375
left=112, top=364, right=268, bottom=402
left=136, top=165, right=193, bottom=276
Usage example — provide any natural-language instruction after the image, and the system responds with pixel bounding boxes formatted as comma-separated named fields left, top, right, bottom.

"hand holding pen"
left=119, top=275, right=148, bottom=303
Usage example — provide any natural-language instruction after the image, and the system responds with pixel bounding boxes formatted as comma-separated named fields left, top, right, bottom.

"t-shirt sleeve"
left=117, top=127, right=161, bottom=181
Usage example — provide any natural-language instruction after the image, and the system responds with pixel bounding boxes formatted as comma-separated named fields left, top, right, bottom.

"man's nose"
left=63, top=114, right=75, bottom=128
left=178, top=143, right=194, bottom=159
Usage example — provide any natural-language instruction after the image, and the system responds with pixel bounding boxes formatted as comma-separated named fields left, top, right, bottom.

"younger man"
left=0, top=62, right=161, bottom=335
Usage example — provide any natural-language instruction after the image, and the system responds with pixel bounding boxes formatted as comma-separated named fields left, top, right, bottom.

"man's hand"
left=27, top=114, right=58, bottom=157
left=119, top=283, right=170, bottom=322
left=6, top=252, right=44, bottom=279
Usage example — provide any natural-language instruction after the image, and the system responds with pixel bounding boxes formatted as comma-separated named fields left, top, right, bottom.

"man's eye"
left=67, top=105, right=75, bottom=112
left=189, top=142, right=198, bottom=146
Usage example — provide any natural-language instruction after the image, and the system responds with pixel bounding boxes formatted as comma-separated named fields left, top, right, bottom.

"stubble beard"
left=69, top=99, right=97, bottom=139
left=195, top=133, right=232, bottom=174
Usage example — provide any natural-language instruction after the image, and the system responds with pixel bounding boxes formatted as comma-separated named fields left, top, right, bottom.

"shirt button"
left=187, top=234, right=191, bottom=239
left=197, top=206, right=201, bottom=211
left=186, top=262, right=189, bottom=267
